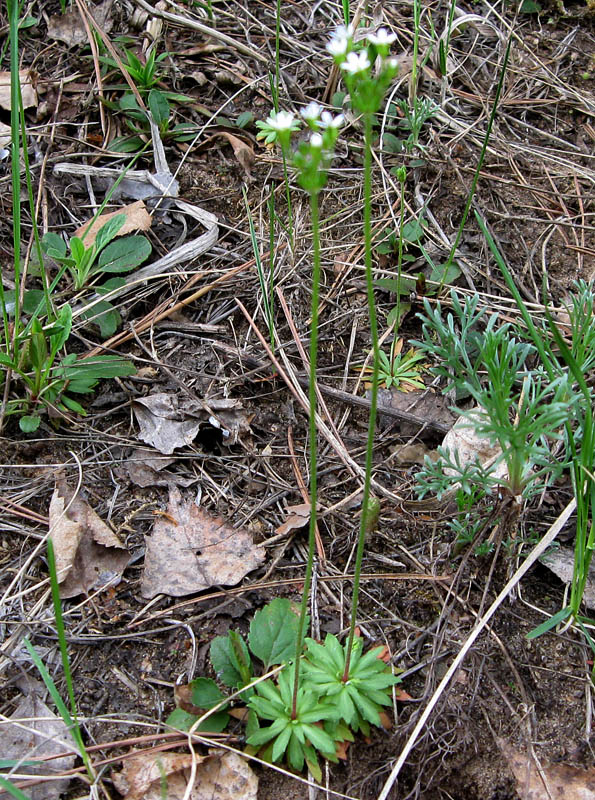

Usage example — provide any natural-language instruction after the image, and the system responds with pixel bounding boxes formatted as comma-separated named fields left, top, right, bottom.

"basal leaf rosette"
left=302, top=633, right=399, bottom=734
left=247, top=663, right=338, bottom=779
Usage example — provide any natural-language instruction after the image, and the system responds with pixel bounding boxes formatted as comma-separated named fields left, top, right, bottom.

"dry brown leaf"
left=133, top=394, right=202, bottom=455
left=47, top=0, right=113, bottom=47
left=111, top=752, right=196, bottom=800
left=499, top=739, right=595, bottom=800
left=216, top=132, right=254, bottom=178
left=112, top=749, right=257, bottom=800
left=274, top=503, right=311, bottom=537
left=0, top=70, right=36, bottom=110
left=49, top=479, right=129, bottom=598
left=123, top=450, right=195, bottom=489
left=0, top=680, right=76, bottom=800
left=74, top=200, right=152, bottom=246
left=140, top=487, right=265, bottom=598
left=0, top=120, right=11, bottom=149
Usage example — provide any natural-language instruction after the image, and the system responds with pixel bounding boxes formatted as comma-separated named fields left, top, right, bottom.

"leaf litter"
left=140, top=487, right=265, bottom=598
left=111, top=749, right=257, bottom=800
left=0, top=678, right=76, bottom=800
left=48, top=478, right=129, bottom=598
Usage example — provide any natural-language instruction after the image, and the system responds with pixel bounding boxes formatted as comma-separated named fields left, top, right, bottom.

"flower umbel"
left=255, top=109, right=301, bottom=146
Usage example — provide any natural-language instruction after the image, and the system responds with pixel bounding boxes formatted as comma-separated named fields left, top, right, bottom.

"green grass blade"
left=0, top=777, right=32, bottom=800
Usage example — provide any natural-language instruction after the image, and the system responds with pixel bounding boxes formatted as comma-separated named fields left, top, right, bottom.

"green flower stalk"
left=327, top=24, right=398, bottom=677
left=255, top=110, right=301, bottom=251
left=290, top=109, right=342, bottom=717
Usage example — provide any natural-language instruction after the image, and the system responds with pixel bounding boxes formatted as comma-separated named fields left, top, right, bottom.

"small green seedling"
left=41, top=214, right=151, bottom=335
left=42, top=214, right=151, bottom=292
left=360, top=339, right=425, bottom=391
left=0, top=304, right=135, bottom=431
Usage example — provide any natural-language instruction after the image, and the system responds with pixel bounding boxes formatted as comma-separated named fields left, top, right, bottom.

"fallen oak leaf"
left=498, top=738, right=595, bottom=800
left=274, top=503, right=311, bottom=537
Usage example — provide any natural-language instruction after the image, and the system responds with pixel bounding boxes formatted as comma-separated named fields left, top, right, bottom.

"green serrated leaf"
left=401, top=219, right=425, bottom=243
left=430, top=262, right=461, bottom=286
left=188, top=676, right=225, bottom=709
left=382, top=132, right=403, bottom=154
left=41, top=232, right=66, bottom=258
left=236, top=111, right=254, bottom=129
left=97, top=236, right=152, bottom=273
left=248, top=598, right=301, bottom=669
left=210, top=635, right=245, bottom=687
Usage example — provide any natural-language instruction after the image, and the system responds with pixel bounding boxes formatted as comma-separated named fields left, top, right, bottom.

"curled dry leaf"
left=498, top=738, right=595, bottom=800
left=274, top=502, right=311, bottom=537
left=123, top=449, right=195, bottom=489
left=133, top=394, right=202, bottom=455
left=47, top=0, right=114, bottom=47
left=140, top=487, right=265, bottom=598
left=0, top=70, right=36, bottom=110
left=49, top=479, right=129, bottom=598
left=112, top=749, right=257, bottom=800
left=74, top=200, right=152, bottom=246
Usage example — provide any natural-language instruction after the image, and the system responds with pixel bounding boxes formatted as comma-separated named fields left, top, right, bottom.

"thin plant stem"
left=438, top=35, right=512, bottom=293
left=291, top=190, right=320, bottom=718
left=281, top=150, right=294, bottom=252
left=391, top=173, right=406, bottom=363
left=342, top=0, right=349, bottom=26
left=343, top=111, right=380, bottom=679
left=268, top=187, right=276, bottom=351
left=410, top=0, right=420, bottom=106
left=273, top=0, right=281, bottom=112
left=47, top=538, right=96, bottom=781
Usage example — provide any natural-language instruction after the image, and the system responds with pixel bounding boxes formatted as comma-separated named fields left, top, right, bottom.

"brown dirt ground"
left=1, top=0, right=595, bottom=799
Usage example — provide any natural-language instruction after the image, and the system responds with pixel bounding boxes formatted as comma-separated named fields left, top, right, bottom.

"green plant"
left=414, top=291, right=571, bottom=502
left=243, top=188, right=275, bottom=351
left=476, top=217, right=595, bottom=636
left=361, top=340, right=425, bottom=391
left=41, top=215, right=152, bottom=290
left=0, top=303, right=135, bottom=431
left=166, top=599, right=398, bottom=780
left=0, top=540, right=96, bottom=797
left=100, top=46, right=169, bottom=95
left=302, top=634, right=399, bottom=735
left=0, top=0, right=135, bottom=433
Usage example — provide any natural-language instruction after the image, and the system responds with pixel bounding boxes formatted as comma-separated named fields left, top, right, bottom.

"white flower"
left=340, top=50, right=371, bottom=75
left=300, top=102, right=322, bottom=121
left=310, top=132, right=323, bottom=148
left=265, top=110, right=297, bottom=131
left=327, top=24, right=353, bottom=57
left=367, top=28, right=397, bottom=47
left=320, top=110, right=344, bottom=128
